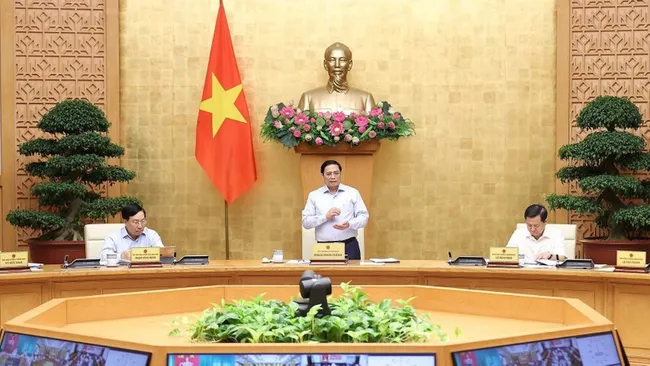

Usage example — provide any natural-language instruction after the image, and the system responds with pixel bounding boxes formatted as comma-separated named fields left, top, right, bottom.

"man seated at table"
left=99, top=204, right=164, bottom=261
left=506, top=204, right=566, bottom=262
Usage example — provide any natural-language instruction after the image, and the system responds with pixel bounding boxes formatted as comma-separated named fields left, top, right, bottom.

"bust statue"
left=297, top=42, right=376, bottom=114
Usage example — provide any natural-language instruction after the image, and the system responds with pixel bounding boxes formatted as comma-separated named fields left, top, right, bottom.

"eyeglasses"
left=130, top=219, right=147, bottom=226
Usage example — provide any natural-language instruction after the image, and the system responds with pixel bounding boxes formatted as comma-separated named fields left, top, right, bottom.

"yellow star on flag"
left=199, top=73, right=247, bottom=137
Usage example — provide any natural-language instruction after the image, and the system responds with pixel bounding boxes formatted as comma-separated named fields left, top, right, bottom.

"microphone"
left=447, top=251, right=453, bottom=264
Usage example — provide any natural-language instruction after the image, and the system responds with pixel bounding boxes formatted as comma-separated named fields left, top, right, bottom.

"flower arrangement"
left=260, top=101, right=415, bottom=148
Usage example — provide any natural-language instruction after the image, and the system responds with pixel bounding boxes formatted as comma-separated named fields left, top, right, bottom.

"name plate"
left=0, top=251, right=29, bottom=268
left=131, top=247, right=160, bottom=263
left=489, top=247, right=519, bottom=263
left=617, top=250, right=647, bottom=268
left=311, top=243, right=345, bottom=261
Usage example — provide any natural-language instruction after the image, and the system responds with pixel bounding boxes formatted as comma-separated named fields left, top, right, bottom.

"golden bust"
left=297, top=42, right=376, bottom=114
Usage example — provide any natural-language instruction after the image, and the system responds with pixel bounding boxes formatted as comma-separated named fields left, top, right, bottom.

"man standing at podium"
left=301, top=160, right=369, bottom=260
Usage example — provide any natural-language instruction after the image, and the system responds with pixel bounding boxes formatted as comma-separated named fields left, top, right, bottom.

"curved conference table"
left=0, top=260, right=648, bottom=364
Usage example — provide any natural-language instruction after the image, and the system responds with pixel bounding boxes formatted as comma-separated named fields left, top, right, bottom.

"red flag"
left=195, top=1, right=257, bottom=204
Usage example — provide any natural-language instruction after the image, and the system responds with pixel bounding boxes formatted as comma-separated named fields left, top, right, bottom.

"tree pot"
left=27, top=240, right=86, bottom=264
left=581, top=238, right=650, bottom=265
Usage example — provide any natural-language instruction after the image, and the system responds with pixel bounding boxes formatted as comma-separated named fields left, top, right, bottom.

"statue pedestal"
left=294, top=140, right=380, bottom=204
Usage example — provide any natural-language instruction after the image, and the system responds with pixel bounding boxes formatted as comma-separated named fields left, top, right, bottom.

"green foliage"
left=555, top=166, right=600, bottom=183
left=617, top=153, right=650, bottom=172
left=558, top=131, right=644, bottom=165
left=547, top=96, right=650, bottom=239
left=81, top=197, right=142, bottom=220
left=546, top=195, right=602, bottom=215
left=6, top=210, right=66, bottom=231
left=19, top=133, right=124, bottom=158
left=5, top=99, right=138, bottom=241
left=576, top=96, right=643, bottom=131
left=38, top=98, right=110, bottom=134
left=612, top=206, right=650, bottom=231
left=168, top=283, right=450, bottom=344
left=31, top=182, right=88, bottom=206
left=578, top=175, right=650, bottom=197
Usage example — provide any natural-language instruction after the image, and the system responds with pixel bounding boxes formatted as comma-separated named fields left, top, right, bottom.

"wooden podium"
left=294, top=140, right=380, bottom=203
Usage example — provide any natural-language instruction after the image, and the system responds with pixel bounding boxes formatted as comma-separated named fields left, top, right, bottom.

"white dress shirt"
left=301, top=184, right=369, bottom=242
left=506, top=226, right=565, bottom=261
left=98, top=227, right=164, bottom=260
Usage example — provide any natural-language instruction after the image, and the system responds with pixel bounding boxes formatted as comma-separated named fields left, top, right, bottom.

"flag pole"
left=224, top=199, right=230, bottom=260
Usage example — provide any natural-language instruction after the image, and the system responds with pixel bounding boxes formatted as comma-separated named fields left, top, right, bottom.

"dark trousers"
left=318, top=237, right=361, bottom=260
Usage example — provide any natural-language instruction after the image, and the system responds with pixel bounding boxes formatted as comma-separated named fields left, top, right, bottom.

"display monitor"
left=0, top=330, right=151, bottom=366
left=166, top=353, right=436, bottom=366
left=452, top=331, right=621, bottom=366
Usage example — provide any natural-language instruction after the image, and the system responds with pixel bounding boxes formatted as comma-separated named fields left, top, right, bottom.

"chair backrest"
left=516, top=223, right=576, bottom=259
left=301, top=227, right=365, bottom=261
left=84, top=223, right=125, bottom=259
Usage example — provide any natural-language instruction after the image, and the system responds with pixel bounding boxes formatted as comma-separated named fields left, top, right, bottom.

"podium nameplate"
left=129, top=247, right=162, bottom=268
left=0, top=251, right=30, bottom=273
left=311, top=243, right=347, bottom=265
left=615, top=250, right=649, bottom=273
left=487, top=247, right=521, bottom=268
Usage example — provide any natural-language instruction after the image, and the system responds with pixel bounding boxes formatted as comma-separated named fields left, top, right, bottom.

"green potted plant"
left=546, top=95, right=650, bottom=264
left=6, top=99, right=140, bottom=264
left=168, top=282, right=454, bottom=343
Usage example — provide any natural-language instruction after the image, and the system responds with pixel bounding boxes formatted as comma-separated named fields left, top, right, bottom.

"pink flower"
left=304, top=134, right=313, bottom=142
left=370, top=108, right=382, bottom=117
left=378, top=113, right=385, bottom=120
left=329, top=122, right=344, bottom=136
left=293, top=130, right=302, bottom=138
left=318, top=112, right=324, bottom=118
left=315, top=137, right=323, bottom=145
left=350, top=113, right=358, bottom=119
left=334, top=136, right=340, bottom=143
left=289, top=126, right=296, bottom=132
left=294, top=113, right=308, bottom=125
left=333, top=111, right=346, bottom=122
left=393, top=112, right=401, bottom=120
left=280, top=106, right=295, bottom=118
left=303, top=124, right=311, bottom=132
left=310, top=118, right=316, bottom=123
left=284, top=118, right=291, bottom=125
left=344, top=134, right=352, bottom=142
left=377, top=122, right=385, bottom=129
left=359, top=126, right=366, bottom=134
left=368, top=130, right=377, bottom=138
left=326, top=120, right=332, bottom=125
left=273, top=121, right=282, bottom=128
left=355, top=115, right=369, bottom=128
left=351, top=136, right=360, bottom=145
left=323, top=111, right=332, bottom=119
left=388, top=122, right=396, bottom=129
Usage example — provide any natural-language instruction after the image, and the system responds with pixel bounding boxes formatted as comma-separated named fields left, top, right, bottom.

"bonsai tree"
left=6, top=99, right=140, bottom=241
left=547, top=95, right=650, bottom=240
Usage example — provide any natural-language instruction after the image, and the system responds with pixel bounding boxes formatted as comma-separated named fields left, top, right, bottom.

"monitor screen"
left=0, top=330, right=150, bottom=366
left=452, top=331, right=621, bottom=366
left=167, top=353, right=436, bottom=366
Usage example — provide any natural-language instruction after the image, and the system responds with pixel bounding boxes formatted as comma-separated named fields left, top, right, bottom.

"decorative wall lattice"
left=13, top=0, right=107, bottom=245
left=569, top=0, right=650, bottom=239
